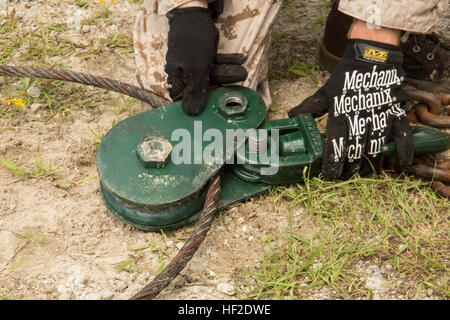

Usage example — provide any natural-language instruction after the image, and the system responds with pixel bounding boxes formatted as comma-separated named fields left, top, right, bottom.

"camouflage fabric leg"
left=133, top=0, right=282, bottom=107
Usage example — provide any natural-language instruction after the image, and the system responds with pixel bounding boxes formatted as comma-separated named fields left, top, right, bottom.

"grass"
left=1, top=77, right=100, bottom=121
left=113, top=259, right=137, bottom=273
left=56, top=174, right=98, bottom=190
left=269, top=0, right=327, bottom=81
left=90, top=127, right=104, bottom=148
left=21, top=26, right=83, bottom=63
left=113, top=96, right=142, bottom=117
left=0, top=1, right=133, bottom=120
left=0, top=153, right=61, bottom=180
left=0, top=229, right=48, bottom=282
left=0, top=10, right=21, bottom=65
left=240, top=171, right=449, bottom=299
left=0, top=152, right=97, bottom=189
left=113, top=241, right=168, bottom=275
left=270, top=60, right=321, bottom=82
left=0, top=290, right=18, bottom=300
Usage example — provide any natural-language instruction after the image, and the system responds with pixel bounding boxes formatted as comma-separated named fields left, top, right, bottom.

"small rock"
left=176, top=242, right=184, bottom=250
left=188, top=257, right=203, bottom=273
left=114, top=282, right=128, bottom=292
left=366, top=265, right=382, bottom=290
left=216, top=282, right=235, bottom=296
left=81, top=25, right=90, bottom=33
left=108, top=25, right=119, bottom=33
left=56, top=284, right=73, bottom=300
left=237, top=217, right=245, bottom=224
left=100, top=290, right=114, bottom=300
left=30, top=103, right=41, bottom=113
left=27, top=86, right=41, bottom=98
left=84, top=293, right=100, bottom=300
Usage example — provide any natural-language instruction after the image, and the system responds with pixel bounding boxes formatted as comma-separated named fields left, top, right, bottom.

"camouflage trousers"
left=134, top=0, right=447, bottom=107
left=339, top=0, right=448, bottom=34
left=134, top=0, right=282, bottom=107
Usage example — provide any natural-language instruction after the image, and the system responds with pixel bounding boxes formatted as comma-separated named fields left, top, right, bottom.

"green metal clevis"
left=97, top=86, right=450, bottom=231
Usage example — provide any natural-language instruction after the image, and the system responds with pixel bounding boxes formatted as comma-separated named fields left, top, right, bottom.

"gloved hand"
left=289, top=39, right=414, bottom=180
left=165, top=7, right=247, bottom=116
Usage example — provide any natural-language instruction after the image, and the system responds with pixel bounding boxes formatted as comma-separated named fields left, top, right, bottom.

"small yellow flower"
left=91, top=0, right=114, bottom=3
left=7, top=98, right=26, bottom=108
left=21, top=90, right=26, bottom=95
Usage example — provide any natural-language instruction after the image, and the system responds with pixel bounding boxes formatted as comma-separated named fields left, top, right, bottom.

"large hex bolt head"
left=136, top=136, right=173, bottom=168
left=218, top=92, right=248, bottom=120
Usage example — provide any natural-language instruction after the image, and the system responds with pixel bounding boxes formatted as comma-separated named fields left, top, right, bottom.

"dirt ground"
left=0, top=0, right=448, bottom=300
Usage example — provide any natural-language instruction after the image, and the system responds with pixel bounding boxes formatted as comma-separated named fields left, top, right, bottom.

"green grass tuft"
left=243, top=172, right=449, bottom=299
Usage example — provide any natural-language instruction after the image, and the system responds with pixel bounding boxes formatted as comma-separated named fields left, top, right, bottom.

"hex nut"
left=136, top=136, right=173, bottom=168
left=218, top=92, right=248, bottom=120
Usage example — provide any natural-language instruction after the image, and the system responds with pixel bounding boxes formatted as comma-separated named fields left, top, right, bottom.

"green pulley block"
left=100, top=166, right=272, bottom=231
left=382, top=126, right=450, bottom=157
left=98, top=84, right=450, bottom=231
left=231, top=116, right=450, bottom=185
left=232, top=113, right=323, bottom=185
left=97, top=86, right=267, bottom=231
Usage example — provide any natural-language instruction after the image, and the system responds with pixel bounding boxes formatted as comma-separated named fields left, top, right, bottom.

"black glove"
left=165, top=7, right=247, bottom=116
left=289, top=39, right=414, bottom=180
left=208, top=0, right=224, bottom=21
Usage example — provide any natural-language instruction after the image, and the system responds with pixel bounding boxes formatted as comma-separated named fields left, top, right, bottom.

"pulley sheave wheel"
left=97, top=86, right=267, bottom=231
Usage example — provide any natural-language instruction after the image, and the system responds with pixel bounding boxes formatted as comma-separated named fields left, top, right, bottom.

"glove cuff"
left=168, top=7, right=212, bottom=19
left=346, top=39, right=404, bottom=66
left=208, top=0, right=224, bottom=21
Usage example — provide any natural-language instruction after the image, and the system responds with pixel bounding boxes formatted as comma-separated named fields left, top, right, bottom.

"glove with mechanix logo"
left=289, top=39, right=414, bottom=180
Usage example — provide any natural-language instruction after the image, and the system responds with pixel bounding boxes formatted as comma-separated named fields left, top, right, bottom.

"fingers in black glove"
left=165, top=7, right=218, bottom=115
left=165, top=8, right=248, bottom=116
left=288, top=88, right=329, bottom=118
left=322, top=115, right=348, bottom=180
left=390, top=115, right=414, bottom=167
left=211, top=53, right=248, bottom=84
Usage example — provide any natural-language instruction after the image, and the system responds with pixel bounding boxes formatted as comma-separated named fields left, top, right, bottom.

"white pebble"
left=216, top=282, right=235, bottom=296
left=27, top=86, right=41, bottom=98
left=30, top=103, right=41, bottom=113
left=100, top=290, right=114, bottom=300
